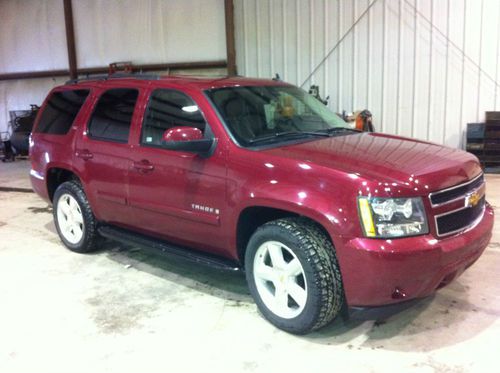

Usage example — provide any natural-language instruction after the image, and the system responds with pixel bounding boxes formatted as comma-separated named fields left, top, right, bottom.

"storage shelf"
left=466, top=112, right=500, bottom=166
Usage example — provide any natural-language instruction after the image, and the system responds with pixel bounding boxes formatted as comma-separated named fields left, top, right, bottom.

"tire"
left=245, top=217, right=344, bottom=334
left=53, top=180, right=100, bottom=253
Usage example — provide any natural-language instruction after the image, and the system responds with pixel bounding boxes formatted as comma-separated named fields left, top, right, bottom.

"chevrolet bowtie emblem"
left=465, top=190, right=481, bottom=208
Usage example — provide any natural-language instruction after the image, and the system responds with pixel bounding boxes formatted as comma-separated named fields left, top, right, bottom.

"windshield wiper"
left=319, top=127, right=362, bottom=134
left=248, top=131, right=330, bottom=144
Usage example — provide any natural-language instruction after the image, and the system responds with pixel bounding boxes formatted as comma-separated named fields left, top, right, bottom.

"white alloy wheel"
left=253, top=240, right=308, bottom=319
left=56, top=193, right=84, bottom=244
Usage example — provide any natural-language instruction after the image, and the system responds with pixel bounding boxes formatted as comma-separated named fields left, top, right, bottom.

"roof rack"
left=65, top=72, right=160, bottom=85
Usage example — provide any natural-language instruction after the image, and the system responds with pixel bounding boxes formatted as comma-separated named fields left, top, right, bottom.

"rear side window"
left=35, top=90, right=90, bottom=134
left=88, top=89, right=138, bottom=143
left=141, top=89, right=206, bottom=146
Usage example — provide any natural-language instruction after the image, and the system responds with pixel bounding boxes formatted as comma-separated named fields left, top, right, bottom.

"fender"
left=229, top=179, right=362, bottom=250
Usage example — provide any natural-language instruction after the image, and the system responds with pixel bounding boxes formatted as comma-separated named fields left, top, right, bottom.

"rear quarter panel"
left=30, top=84, right=96, bottom=204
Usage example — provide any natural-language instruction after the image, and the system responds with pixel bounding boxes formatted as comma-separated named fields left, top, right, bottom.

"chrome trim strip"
left=428, top=172, right=483, bottom=208
left=434, top=201, right=485, bottom=237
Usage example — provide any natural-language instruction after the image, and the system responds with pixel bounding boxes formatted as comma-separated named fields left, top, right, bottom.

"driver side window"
left=141, top=89, right=206, bottom=146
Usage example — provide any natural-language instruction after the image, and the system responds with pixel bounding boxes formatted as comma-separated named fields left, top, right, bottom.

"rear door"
left=75, top=85, right=144, bottom=224
left=127, top=87, right=229, bottom=256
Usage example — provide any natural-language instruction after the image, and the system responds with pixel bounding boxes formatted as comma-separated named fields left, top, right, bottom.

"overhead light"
left=182, top=105, right=198, bottom=113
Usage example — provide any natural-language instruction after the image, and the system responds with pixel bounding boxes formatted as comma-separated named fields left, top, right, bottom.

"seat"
left=224, top=96, right=267, bottom=140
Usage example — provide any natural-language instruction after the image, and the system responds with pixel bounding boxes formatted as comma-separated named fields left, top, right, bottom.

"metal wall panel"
left=72, top=0, right=226, bottom=68
left=234, top=0, right=500, bottom=149
left=0, top=0, right=67, bottom=74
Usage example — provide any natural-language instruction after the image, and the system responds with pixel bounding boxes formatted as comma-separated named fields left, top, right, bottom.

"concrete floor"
left=0, top=160, right=499, bottom=373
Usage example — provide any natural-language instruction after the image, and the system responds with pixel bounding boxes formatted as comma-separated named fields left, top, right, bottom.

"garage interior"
left=1, top=1, right=500, bottom=372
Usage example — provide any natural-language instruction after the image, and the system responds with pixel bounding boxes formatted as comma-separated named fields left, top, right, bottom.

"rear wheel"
left=245, top=217, right=344, bottom=334
left=53, top=180, right=100, bottom=253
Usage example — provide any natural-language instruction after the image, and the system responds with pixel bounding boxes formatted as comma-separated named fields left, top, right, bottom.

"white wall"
left=72, top=0, right=226, bottom=68
left=0, top=0, right=67, bottom=139
left=0, top=0, right=227, bottom=137
left=234, top=0, right=500, bottom=149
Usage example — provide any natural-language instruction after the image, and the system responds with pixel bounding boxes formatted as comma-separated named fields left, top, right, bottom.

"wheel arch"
left=46, top=166, right=82, bottom=202
left=235, top=203, right=338, bottom=265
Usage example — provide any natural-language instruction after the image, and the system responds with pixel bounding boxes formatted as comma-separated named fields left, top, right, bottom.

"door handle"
left=133, top=160, right=154, bottom=173
left=75, top=149, right=93, bottom=160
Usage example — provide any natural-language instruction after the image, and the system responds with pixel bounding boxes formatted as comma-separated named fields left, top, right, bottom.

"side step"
left=98, top=225, right=242, bottom=272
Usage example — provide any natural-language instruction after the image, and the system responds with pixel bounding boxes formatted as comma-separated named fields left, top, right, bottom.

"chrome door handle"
left=75, top=149, right=93, bottom=160
left=133, top=160, right=154, bottom=172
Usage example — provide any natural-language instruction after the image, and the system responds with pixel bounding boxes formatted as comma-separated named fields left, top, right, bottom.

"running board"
left=98, top=225, right=242, bottom=272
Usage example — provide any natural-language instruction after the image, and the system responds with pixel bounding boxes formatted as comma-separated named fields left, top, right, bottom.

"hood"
left=263, top=132, right=481, bottom=192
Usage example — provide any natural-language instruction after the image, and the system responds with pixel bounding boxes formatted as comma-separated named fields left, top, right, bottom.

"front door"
left=127, top=88, right=228, bottom=256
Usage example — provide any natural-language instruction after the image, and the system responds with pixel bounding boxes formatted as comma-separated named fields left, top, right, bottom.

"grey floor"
left=0, top=160, right=499, bottom=373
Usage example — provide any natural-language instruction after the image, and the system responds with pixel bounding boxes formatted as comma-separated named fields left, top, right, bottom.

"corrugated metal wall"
left=234, top=0, right=500, bottom=149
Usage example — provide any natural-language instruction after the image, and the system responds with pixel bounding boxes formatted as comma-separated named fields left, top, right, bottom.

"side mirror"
left=162, top=126, right=216, bottom=156
left=163, top=126, right=203, bottom=142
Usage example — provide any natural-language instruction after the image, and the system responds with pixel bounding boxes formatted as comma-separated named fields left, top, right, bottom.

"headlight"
left=357, top=197, right=429, bottom=238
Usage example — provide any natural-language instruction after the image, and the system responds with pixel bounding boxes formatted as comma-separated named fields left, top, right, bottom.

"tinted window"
left=35, top=90, right=90, bottom=134
left=141, top=89, right=206, bottom=146
left=88, top=89, right=138, bottom=143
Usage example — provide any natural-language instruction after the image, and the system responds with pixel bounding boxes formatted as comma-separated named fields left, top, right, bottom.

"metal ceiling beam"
left=63, top=0, right=78, bottom=80
left=224, top=0, right=237, bottom=76
left=0, top=61, right=228, bottom=81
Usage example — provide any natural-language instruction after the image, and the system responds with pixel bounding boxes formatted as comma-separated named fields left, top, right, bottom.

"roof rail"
left=65, top=72, right=160, bottom=85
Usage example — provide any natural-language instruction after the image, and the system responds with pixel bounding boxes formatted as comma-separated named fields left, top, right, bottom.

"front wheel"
left=245, top=218, right=344, bottom=334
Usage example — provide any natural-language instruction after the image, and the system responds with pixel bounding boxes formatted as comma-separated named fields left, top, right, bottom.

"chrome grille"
left=429, top=173, right=484, bottom=206
left=430, top=173, right=486, bottom=237
left=435, top=197, right=485, bottom=236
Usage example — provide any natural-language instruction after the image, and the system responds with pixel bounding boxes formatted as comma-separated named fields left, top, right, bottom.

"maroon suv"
left=30, top=75, right=494, bottom=334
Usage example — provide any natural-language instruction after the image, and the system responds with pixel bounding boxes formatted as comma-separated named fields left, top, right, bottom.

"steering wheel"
left=275, top=117, right=301, bottom=132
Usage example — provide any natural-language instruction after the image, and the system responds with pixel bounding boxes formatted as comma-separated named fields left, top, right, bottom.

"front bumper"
left=337, top=203, right=494, bottom=306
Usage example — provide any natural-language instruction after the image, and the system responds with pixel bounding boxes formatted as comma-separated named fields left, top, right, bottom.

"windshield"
left=206, top=85, right=351, bottom=147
